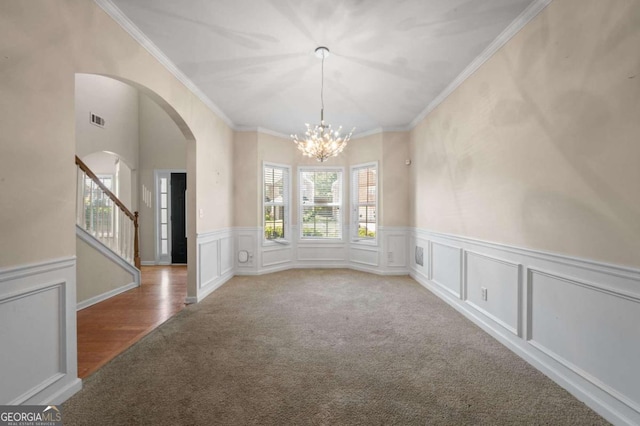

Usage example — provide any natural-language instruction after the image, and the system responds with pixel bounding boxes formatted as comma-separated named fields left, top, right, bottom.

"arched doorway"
left=74, top=73, right=196, bottom=377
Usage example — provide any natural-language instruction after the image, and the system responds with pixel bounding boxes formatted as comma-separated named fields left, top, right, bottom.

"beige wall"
left=381, top=132, right=410, bottom=227
left=233, top=132, right=259, bottom=227
left=0, top=0, right=234, bottom=294
left=409, top=0, right=640, bottom=267
left=138, top=93, right=187, bottom=262
left=233, top=130, right=411, bottom=230
left=76, top=237, right=136, bottom=303
left=75, top=74, right=139, bottom=169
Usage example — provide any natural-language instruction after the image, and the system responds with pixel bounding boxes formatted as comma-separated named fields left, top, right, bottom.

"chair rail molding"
left=0, top=257, right=82, bottom=405
left=409, top=227, right=640, bottom=426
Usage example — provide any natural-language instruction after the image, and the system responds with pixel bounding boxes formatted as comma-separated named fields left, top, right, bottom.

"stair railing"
left=75, top=156, right=140, bottom=269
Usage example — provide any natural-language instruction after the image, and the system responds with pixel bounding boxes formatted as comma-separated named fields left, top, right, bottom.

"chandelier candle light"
left=291, top=47, right=354, bottom=162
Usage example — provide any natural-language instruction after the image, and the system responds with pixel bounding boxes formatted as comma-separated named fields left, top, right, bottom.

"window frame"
left=351, top=161, right=378, bottom=245
left=298, top=166, right=345, bottom=242
left=262, top=162, right=291, bottom=246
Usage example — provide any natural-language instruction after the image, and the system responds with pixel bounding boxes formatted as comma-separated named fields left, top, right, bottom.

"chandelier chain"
left=320, top=51, right=325, bottom=121
left=291, top=46, right=354, bottom=162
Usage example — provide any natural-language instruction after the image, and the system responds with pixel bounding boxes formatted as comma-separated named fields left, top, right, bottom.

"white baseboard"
left=76, top=226, right=141, bottom=281
left=409, top=229, right=640, bottom=426
left=140, top=260, right=156, bottom=266
left=200, top=271, right=234, bottom=301
left=76, top=281, right=138, bottom=311
left=0, top=257, right=80, bottom=405
left=37, top=378, right=82, bottom=405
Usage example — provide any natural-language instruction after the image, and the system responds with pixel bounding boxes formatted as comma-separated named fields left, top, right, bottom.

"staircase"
left=75, top=156, right=141, bottom=310
left=75, top=155, right=140, bottom=268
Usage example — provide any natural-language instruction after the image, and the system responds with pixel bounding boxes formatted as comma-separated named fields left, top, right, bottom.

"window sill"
left=262, top=239, right=291, bottom=247
left=351, top=238, right=378, bottom=247
left=298, top=238, right=345, bottom=244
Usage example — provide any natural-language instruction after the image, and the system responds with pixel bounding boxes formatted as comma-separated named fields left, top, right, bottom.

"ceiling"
left=106, top=0, right=539, bottom=136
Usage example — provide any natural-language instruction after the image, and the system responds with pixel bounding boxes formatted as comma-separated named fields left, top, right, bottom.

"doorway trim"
left=154, top=169, right=187, bottom=265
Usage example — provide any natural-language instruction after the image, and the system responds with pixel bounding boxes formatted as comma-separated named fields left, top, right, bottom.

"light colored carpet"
left=63, top=269, right=608, bottom=425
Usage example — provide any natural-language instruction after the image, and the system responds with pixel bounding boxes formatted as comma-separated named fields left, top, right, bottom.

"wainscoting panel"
left=430, top=242, right=462, bottom=297
left=0, top=257, right=81, bottom=405
left=465, top=252, right=520, bottom=335
left=196, top=229, right=234, bottom=302
left=235, top=228, right=259, bottom=274
left=262, top=246, right=293, bottom=268
left=198, top=239, right=219, bottom=288
left=410, top=228, right=640, bottom=426
left=236, top=227, right=409, bottom=276
left=220, top=236, right=233, bottom=276
left=297, top=244, right=348, bottom=263
left=384, top=230, right=408, bottom=269
left=410, top=234, right=429, bottom=278
left=350, top=245, right=378, bottom=267
left=528, top=269, right=640, bottom=414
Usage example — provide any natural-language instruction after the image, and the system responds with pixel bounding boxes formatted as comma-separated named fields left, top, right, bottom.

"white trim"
left=154, top=169, right=187, bottom=265
left=195, top=270, right=234, bottom=303
left=298, top=166, right=345, bottom=241
left=192, top=229, right=235, bottom=303
left=197, top=228, right=234, bottom=240
left=351, top=127, right=384, bottom=140
left=262, top=162, right=292, bottom=245
left=0, top=257, right=80, bottom=405
left=350, top=161, right=379, bottom=246
left=140, top=260, right=157, bottom=266
left=0, top=257, right=76, bottom=283
left=76, top=281, right=138, bottom=311
left=410, top=227, right=640, bottom=426
left=76, top=225, right=141, bottom=281
left=415, top=228, right=640, bottom=281
left=257, top=127, right=290, bottom=139
left=94, top=0, right=235, bottom=130
left=94, top=0, right=553, bottom=139
left=408, top=0, right=553, bottom=129
left=37, top=379, right=83, bottom=405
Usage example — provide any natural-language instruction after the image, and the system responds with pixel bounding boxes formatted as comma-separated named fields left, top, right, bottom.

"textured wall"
left=75, top=74, right=139, bottom=170
left=233, top=130, right=409, bottom=229
left=138, top=93, right=187, bottom=262
left=410, top=0, right=640, bottom=267
left=0, top=0, right=233, bottom=279
left=76, top=237, right=135, bottom=303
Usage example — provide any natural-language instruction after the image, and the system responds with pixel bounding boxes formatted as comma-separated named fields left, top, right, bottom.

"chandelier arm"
left=292, top=46, right=354, bottom=162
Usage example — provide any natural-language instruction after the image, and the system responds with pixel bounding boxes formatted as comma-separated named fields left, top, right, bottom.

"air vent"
left=415, top=246, right=424, bottom=266
left=90, top=112, right=105, bottom=128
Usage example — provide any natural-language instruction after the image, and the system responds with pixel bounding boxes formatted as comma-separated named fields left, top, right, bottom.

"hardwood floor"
left=76, top=265, right=187, bottom=378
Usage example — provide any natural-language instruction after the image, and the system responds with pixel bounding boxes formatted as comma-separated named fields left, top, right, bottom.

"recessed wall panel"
left=199, top=240, right=219, bottom=287
left=431, top=242, right=461, bottom=297
left=529, top=270, right=640, bottom=410
left=466, top=252, right=519, bottom=334
left=0, top=285, right=63, bottom=403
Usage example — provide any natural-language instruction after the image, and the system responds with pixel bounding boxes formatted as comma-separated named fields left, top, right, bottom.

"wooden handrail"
left=76, top=156, right=135, bottom=220
left=76, top=155, right=141, bottom=269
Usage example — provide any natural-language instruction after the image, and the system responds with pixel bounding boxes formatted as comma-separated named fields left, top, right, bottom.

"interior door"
left=170, top=173, right=187, bottom=264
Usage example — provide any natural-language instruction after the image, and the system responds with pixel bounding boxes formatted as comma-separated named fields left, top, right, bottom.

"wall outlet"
left=481, top=287, right=488, bottom=301
left=387, top=252, right=394, bottom=263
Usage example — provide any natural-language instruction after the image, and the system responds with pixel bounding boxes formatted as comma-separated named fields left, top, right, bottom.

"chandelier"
left=291, top=47, right=354, bottom=162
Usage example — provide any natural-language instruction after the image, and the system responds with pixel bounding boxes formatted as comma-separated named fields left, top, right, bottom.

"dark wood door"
left=171, top=173, right=187, bottom=264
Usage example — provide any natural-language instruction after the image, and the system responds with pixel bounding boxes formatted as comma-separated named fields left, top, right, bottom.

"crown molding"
left=94, top=0, right=236, bottom=130
left=234, top=126, right=291, bottom=139
left=351, top=127, right=384, bottom=140
left=408, top=0, right=553, bottom=129
left=95, top=0, right=552, bottom=137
